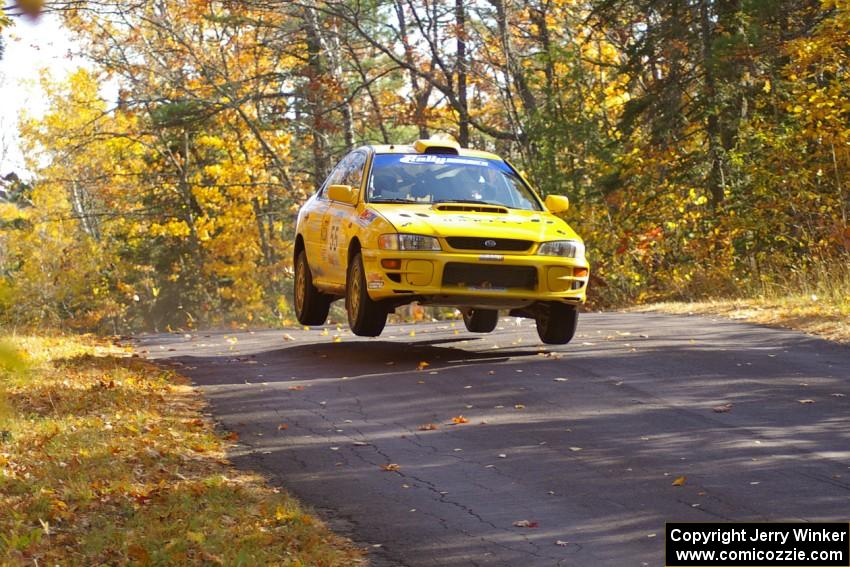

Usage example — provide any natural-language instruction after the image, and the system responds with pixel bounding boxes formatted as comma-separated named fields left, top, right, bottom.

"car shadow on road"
left=164, top=338, right=552, bottom=385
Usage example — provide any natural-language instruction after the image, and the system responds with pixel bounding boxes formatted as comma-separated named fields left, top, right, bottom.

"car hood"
left=369, top=203, right=581, bottom=242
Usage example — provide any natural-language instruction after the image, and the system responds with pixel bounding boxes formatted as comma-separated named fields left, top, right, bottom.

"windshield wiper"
left=433, top=199, right=503, bottom=207
left=369, top=198, right=420, bottom=204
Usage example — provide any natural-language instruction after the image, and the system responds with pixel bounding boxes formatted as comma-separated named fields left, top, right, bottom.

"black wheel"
left=535, top=302, right=578, bottom=345
left=346, top=253, right=387, bottom=336
left=462, top=309, right=499, bottom=333
left=293, top=250, right=331, bottom=326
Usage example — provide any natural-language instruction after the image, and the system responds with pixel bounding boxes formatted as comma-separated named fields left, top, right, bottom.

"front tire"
left=346, top=253, right=387, bottom=337
left=535, top=302, right=578, bottom=345
left=294, top=250, right=331, bottom=326
left=462, top=309, right=499, bottom=333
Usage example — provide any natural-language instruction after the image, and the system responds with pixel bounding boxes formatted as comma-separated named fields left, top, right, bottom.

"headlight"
left=538, top=240, right=585, bottom=258
left=378, top=233, right=442, bottom=251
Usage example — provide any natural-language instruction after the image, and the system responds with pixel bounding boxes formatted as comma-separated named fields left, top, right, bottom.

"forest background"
left=1, top=0, right=848, bottom=333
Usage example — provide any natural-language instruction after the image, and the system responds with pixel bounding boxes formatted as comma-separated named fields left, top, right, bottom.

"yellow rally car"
left=292, top=138, right=589, bottom=344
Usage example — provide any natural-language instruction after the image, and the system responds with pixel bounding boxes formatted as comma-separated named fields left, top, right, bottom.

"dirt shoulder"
left=630, top=296, right=850, bottom=344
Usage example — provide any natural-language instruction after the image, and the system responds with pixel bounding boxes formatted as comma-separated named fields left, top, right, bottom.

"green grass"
left=0, top=335, right=365, bottom=566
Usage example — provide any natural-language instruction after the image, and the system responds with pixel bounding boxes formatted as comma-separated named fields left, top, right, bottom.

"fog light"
left=382, top=259, right=401, bottom=269
left=574, top=267, right=589, bottom=278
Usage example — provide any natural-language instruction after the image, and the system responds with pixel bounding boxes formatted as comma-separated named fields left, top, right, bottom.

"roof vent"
left=413, top=138, right=460, bottom=155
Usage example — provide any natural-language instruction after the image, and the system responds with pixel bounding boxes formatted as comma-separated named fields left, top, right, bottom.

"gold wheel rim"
left=349, top=263, right=362, bottom=321
left=295, top=259, right=305, bottom=314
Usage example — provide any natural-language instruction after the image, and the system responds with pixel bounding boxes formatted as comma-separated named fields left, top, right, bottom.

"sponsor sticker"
left=357, top=209, right=378, bottom=226
left=399, top=155, right=490, bottom=168
left=367, top=273, right=384, bottom=289
left=466, top=286, right=507, bottom=292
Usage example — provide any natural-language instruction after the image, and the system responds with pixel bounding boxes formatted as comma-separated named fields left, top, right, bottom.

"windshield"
left=366, top=154, right=542, bottom=211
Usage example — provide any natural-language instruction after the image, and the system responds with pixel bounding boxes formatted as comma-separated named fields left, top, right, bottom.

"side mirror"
left=328, top=184, right=357, bottom=205
left=545, top=194, right=569, bottom=213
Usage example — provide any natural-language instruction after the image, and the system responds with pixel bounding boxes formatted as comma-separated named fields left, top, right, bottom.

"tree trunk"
left=455, top=0, right=469, bottom=146
left=699, top=0, right=725, bottom=208
left=303, top=7, right=329, bottom=189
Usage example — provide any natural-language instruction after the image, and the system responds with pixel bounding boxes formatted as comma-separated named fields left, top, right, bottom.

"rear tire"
left=535, top=302, right=578, bottom=345
left=346, top=253, right=387, bottom=337
left=294, top=250, right=331, bottom=326
left=462, top=309, right=499, bottom=333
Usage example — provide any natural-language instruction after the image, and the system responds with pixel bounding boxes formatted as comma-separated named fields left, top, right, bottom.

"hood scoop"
left=434, top=203, right=508, bottom=214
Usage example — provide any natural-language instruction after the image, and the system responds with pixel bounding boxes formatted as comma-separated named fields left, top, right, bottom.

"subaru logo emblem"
left=484, top=239, right=497, bottom=248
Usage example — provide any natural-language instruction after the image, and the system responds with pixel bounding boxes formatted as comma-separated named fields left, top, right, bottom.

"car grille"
left=442, top=263, right=537, bottom=290
left=445, top=237, right=533, bottom=252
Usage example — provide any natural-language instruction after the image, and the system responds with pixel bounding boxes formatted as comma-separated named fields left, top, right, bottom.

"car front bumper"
left=361, top=248, right=589, bottom=309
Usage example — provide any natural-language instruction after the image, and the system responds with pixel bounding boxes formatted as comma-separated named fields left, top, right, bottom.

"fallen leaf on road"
left=333, top=336, right=342, bottom=343
left=418, top=423, right=438, bottom=431
left=381, top=463, right=401, bottom=472
left=409, top=330, right=416, bottom=337
left=831, top=393, right=846, bottom=397
left=497, top=453, right=507, bottom=458
left=553, top=377, right=568, bottom=382
left=451, top=416, right=469, bottom=424
left=277, top=423, right=288, bottom=430
left=513, top=520, right=539, bottom=528
left=353, top=441, right=369, bottom=446
left=223, top=432, right=239, bottom=441
left=672, top=476, right=686, bottom=486
left=514, top=404, right=525, bottom=409
left=282, top=333, right=295, bottom=341
left=555, top=540, right=569, bottom=547
left=712, top=404, right=732, bottom=413
left=320, top=328, right=329, bottom=336
left=798, top=399, right=815, bottom=404
left=569, top=446, right=582, bottom=452
left=288, top=385, right=304, bottom=391
left=417, top=361, right=430, bottom=370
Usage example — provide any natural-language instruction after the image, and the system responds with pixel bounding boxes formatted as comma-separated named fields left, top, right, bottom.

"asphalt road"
left=138, top=312, right=850, bottom=567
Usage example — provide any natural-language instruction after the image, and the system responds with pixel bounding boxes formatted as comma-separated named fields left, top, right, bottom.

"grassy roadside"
left=631, top=294, right=850, bottom=344
left=629, top=261, right=850, bottom=344
left=0, top=334, right=365, bottom=566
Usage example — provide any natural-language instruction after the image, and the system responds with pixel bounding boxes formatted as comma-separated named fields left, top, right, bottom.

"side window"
left=317, top=157, right=349, bottom=200
left=343, top=152, right=367, bottom=190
